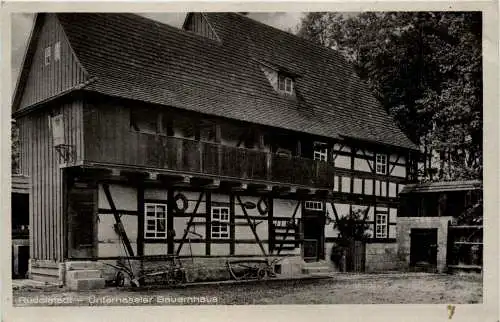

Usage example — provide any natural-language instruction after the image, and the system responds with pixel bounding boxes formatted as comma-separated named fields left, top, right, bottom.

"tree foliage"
left=333, top=208, right=370, bottom=243
left=298, top=12, right=482, bottom=181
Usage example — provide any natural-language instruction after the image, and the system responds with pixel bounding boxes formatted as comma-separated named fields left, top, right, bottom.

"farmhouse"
left=12, top=13, right=420, bottom=288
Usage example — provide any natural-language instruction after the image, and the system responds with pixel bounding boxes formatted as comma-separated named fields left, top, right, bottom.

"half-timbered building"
left=12, top=12, right=419, bottom=286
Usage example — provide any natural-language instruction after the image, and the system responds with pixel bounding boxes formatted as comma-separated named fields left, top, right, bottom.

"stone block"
left=67, top=269, right=102, bottom=280
left=278, top=257, right=304, bottom=277
left=67, top=278, right=106, bottom=291
left=66, top=261, right=100, bottom=271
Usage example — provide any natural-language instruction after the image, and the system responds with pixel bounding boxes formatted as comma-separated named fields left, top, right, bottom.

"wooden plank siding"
left=17, top=99, right=85, bottom=261
left=18, top=13, right=87, bottom=111
left=184, top=13, right=219, bottom=41
left=82, top=100, right=336, bottom=188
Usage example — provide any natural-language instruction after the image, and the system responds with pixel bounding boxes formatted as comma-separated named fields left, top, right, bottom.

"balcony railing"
left=85, top=132, right=335, bottom=188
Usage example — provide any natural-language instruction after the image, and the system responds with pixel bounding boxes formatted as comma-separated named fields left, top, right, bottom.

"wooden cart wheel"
left=228, top=261, right=260, bottom=280
left=257, top=268, right=268, bottom=280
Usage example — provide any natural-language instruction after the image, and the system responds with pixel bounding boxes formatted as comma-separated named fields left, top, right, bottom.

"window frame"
left=375, top=213, right=388, bottom=238
left=304, top=201, right=323, bottom=211
left=375, top=153, right=388, bottom=175
left=211, top=206, right=230, bottom=240
left=130, top=108, right=164, bottom=135
left=44, top=46, right=51, bottom=66
left=313, top=142, right=328, bottom=162
left=144, top=203, right=167, bottom=239
left=278, top=74, right=294, bottom=94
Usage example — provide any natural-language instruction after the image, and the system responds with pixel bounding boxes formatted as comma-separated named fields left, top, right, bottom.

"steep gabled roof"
left=18, top=12, right=417, bottom=150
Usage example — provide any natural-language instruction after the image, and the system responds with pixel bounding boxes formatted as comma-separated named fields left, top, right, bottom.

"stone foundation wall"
left=364, top=243, right=399, bottom=272
left=94, top=256, right=304, bottom=285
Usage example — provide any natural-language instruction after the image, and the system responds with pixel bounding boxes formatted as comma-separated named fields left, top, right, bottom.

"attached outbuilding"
left=397, top=180, right=482, bottom=273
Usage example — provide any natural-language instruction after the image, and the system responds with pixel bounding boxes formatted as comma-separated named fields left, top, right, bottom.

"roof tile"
left=56, top=12, right=417, bottom=150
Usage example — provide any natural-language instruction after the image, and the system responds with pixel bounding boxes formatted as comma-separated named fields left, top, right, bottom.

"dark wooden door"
left=67, top=185, right=97, bottom=258
left=302, top=212, right=325, bottom=261
left=410, top=228, right=438, bottom=271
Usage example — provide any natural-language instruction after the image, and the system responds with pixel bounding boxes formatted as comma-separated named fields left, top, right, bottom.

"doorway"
left=302, top=210, right=325, bottom=262
left=410, top=228, right=438, bottom=272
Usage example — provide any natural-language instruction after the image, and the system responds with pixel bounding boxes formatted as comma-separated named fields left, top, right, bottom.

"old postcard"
left=1, top=1, right=498, bottom=322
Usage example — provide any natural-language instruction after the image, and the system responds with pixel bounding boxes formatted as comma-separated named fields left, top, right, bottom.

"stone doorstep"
left=30, top=267, right=59, bottom=276
left=302, top=266, right=332, bottom=274
left=66, top=261, right=101, bottom=271
left=66, top=269, right=102, bottom=280
left=67, top=278, right=106, bottom=291
left=30, top=272, right=60, bottom=284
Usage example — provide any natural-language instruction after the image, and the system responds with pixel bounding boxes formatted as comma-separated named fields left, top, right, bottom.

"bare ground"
left=11, top=273, right=482, bottom=306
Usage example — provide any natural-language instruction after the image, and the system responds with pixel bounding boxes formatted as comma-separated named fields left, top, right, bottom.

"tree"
left=298, top=12, right=482, bottom=181
left=330, top=208, right=370, bottom=271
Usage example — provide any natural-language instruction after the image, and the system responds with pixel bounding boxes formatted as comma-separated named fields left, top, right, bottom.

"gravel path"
left=11, top=273, right=482, bottom=306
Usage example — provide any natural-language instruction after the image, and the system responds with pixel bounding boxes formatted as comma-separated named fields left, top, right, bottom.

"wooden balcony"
left=85, top=132, right=336, bottom=188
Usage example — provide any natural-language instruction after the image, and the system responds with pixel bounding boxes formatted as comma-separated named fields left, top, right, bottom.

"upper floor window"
left=313, top=142, right=328, bottom=162
left=278, top=75, right=294, bottom=94
left=145, top=203, right=167, bottom=239
left=54, top=41, right=61, bottom=61
left=44, top=46, right=51, bottom=66
left=211, top=206, right=230, bottom=239
left=130, top=108, right=163, bottom=134
left=304, top=201, right=323, bottom=211
left=375, top=153, right=387, bottom=174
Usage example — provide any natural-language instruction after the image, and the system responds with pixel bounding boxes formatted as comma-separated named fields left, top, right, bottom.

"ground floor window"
left=145, top=203, right=167, bottom=239
left=375, top=214, right=388, bottom=238
left=211, top=206, right=230, bottom=239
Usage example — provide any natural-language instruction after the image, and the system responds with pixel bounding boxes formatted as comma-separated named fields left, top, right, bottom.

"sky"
left=11, top=12, right=304, bottom=90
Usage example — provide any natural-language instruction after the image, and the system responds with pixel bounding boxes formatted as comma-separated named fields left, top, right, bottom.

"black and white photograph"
left=2, top=2, right=498, bottom=318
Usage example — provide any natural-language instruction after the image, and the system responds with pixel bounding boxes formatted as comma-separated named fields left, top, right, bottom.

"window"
left=278, top=75, right=294, bottom=94
left=375, top=214, right=388, bottom=238
left=375, top=153, right=387, bottom=174
left=304, top=201, right=323, bottom=211
left=145, top=203, right=167, bottom=239
left=130, top=108, right=162, bottom=134
left=54, top=41, right=61, bottom=61
left=211, top=206, right=230, bottom=239
left=44, top=46, right=51, bottom=65
left=313, top=142, right=328, bottom=162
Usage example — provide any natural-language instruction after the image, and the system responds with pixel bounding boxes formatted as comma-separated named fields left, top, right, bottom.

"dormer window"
left=278, top=75, right=294, bottom=94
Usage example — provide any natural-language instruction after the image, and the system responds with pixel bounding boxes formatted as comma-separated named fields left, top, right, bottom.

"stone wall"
left=397, top=216, right=452, bottom=272
left=365, top=243, right=399, bottom=272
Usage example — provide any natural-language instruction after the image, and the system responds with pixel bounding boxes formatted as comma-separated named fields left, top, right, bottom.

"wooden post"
left=230, top=194, right=235, bottom=255
left=215, top=124, right=222, bottom=175
left=267, top=197, right=274, bottom=254
left=205, top=191, right=212, bottom=255
left=137, top=184, right=145, bottom=256
left=167, top=189, right=174, bottom=255
left=195, top=121, right=203, bottom=172
left=296, top=140, right=302, bottom=157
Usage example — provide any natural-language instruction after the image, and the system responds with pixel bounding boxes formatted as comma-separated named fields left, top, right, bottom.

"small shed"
left=397, top=180, right=482, bottom=273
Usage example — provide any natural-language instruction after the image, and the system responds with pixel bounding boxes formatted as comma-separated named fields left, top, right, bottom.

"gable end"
left=182, top=13, right=220, bottom=41
left=13, top=13, right=89, bottom=114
